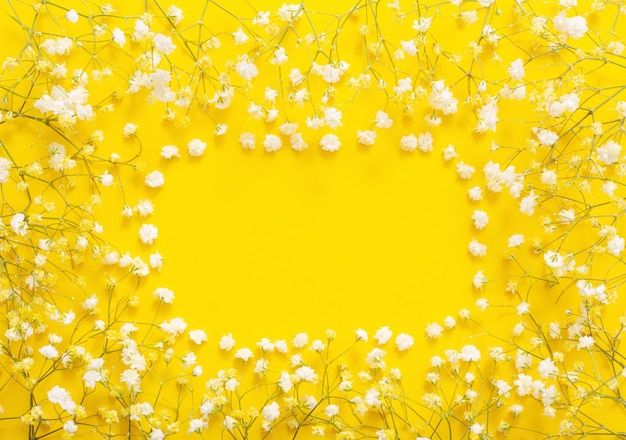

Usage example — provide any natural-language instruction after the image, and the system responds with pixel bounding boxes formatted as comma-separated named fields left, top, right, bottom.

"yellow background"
left=2, top=0, right=625, bottom=438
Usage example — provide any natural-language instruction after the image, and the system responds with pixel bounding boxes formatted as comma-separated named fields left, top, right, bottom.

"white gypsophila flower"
left=323, top=107, right=342, bottom=129
left=508, top=58, right=525, bottom=81
left=65, top=9, right=79, bottom=23
left=425, top=322, right=443, bottom=339
left=239, top=132, right=256, bottom=149
left=429, top=79, right=458, bottom=115
left=442, top=144, right=457, bottom=161
left=236, top=57, right=258, bottom=81
left=153, top=287, right=174, bottom=303
left=290, top=133, right=308, bottom=151
left=516, top=302, right=530, bottom=315
left=153, top=33, right=176, bottom=55
left=296, top=365, right=318, bottom=382
left=468, top=186, right=483, bottom=201
left=41, top=37, right=73, bottom=56
left=112, top=28, right=126, bottom=46
left=139, top=224, right=158, bottom=245
left=100, top=170, right=114, bottom=187
left=160, top=145, right=180, bottom=159
left=443, top=315, right=456, bottom=328
left=220, top=333, right=235, bottom=351
left=553, top=11, right=587, bottom=40
left=374, top=326, right=392, bottom=344
left=215, top=124, right=228, bottom=136
left=608, top=236, right=625, bottom=256
left=596, top=140, right=621, bottom=165
left=469, top=239, right=487, bottom=257
left=395, top=333, right=414, bottom=351
left=320, top=134, right=341, bottom=152
left=279, top=122, right=299, bottom=136
left=394, top=76, right=413, bottom=94
left=189, top=330, right=207, bottom=345
left=616, top=101, right=626, bottom=119
left=150, top=251, right=163, bottom=269
left=263, top=134, right=282, bottom=152
left=399, top=134, right=418, bottom=152
left=473, top=271, right=487, bottom=290
left=11, top=213, right=28, bottom=236
left=123, top=122, right=137, bottom=137
left=325, top=404, right=339, bottom=418
left=144, top=170, right=164, bottom=188
left=417, top=132, right=434, bottom=152
left=519, top=191, right=538, bottom=216
left=412, top=16, right=432, bottom=32
left=133, top=19, right=151, bottom=42
left=0, top=156, right=11, bottom=183
left=187, top=138, right=207, bottom=157
left=48, top=386, right=76, bottom=414
left=63, top=420, right=78, bottom=434
left=262, top=401, right=280, bottom=423
left=400, top=40, right=417, bottom=56
left=460, top=344, right=481, bottom=362
left=366, top=348, right=386, bottom=369
left=577, top=335, right=595, bottom=350
left=508, top=234, right=525, bottom=247
left=160, top=317, right=187, bottom=336
left=475, top=101, right=499, bottom=133
left=292, top=332, right=308, bottom=348
left=535, top=128, right=558, bottom=146
left=233, top=27, right=249, bottom=45
left=39, top=344, right=59, bottom=359
left=471, top=210, right=489, bottom=230
left=311, top=339, right=326, bottom=352
left=476, top=298, right=489, bottom=310
left=374, top=110, right=393, bottom=129
left=357, top=130, right=377, bottom=146
left=235, top=347, right=254, bottom=362
left=271, top=46, right=288, bottom=65
left=355, top=328, right=368, bottom=341
left=188, top=419, right=208, bottom=434
left=456, top=162, right=475, bottom=179
left=82, top=294, right=98, bottom=311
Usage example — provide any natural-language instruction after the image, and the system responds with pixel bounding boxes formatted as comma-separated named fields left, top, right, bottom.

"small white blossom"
left=456, top=162, right=475, bottom=179
left=468, top=239, right=487, bottom=258
left=471, top=210, right=489, bottom=230
left=144, top=170, right=165, bottom=188
left=425, top=322, right=443, bottom=339
left=263, top=134, right=282, bottom=153
left=374, top=326, right=392, bottom=345
left=374, top=110, right=393, bottom=129
left=320, top=134, right=341, bottom=152
left=395, top=333, right=414, bottom=351
left=187, top=138, right=207, bottom=157
left=577, top=335, right=595, bottom=350
left=139, top=224, right=158, bottom=245
left=161, top=145, right=180, bottom=159
left=400, top=134, right=418, bottom=152
left=239, top=132, right=256, bottom=150
left=508, top=58, right=525, bottom=81
left=468, top=186, right=483, bottom=201
left=596, top=140, right=621, bottom=165
left=189, top=330, right=207, bottom=345
left=357, top=130, right=377, bottom=146
left=153, top=287, right=174, bottom=303
left=236, top=57, right=258, bottom=81
left=235, top=348, right=254, bottom=362
left=65, top=9, right=79, bottom=23
left=220, top=333, right=236, bottom=351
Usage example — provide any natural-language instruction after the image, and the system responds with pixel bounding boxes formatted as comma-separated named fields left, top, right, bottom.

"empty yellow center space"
left=145, top=127, right=476, bottom=340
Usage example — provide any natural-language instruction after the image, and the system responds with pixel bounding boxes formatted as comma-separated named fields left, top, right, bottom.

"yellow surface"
left=1, top=0, right=626, bottom=439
